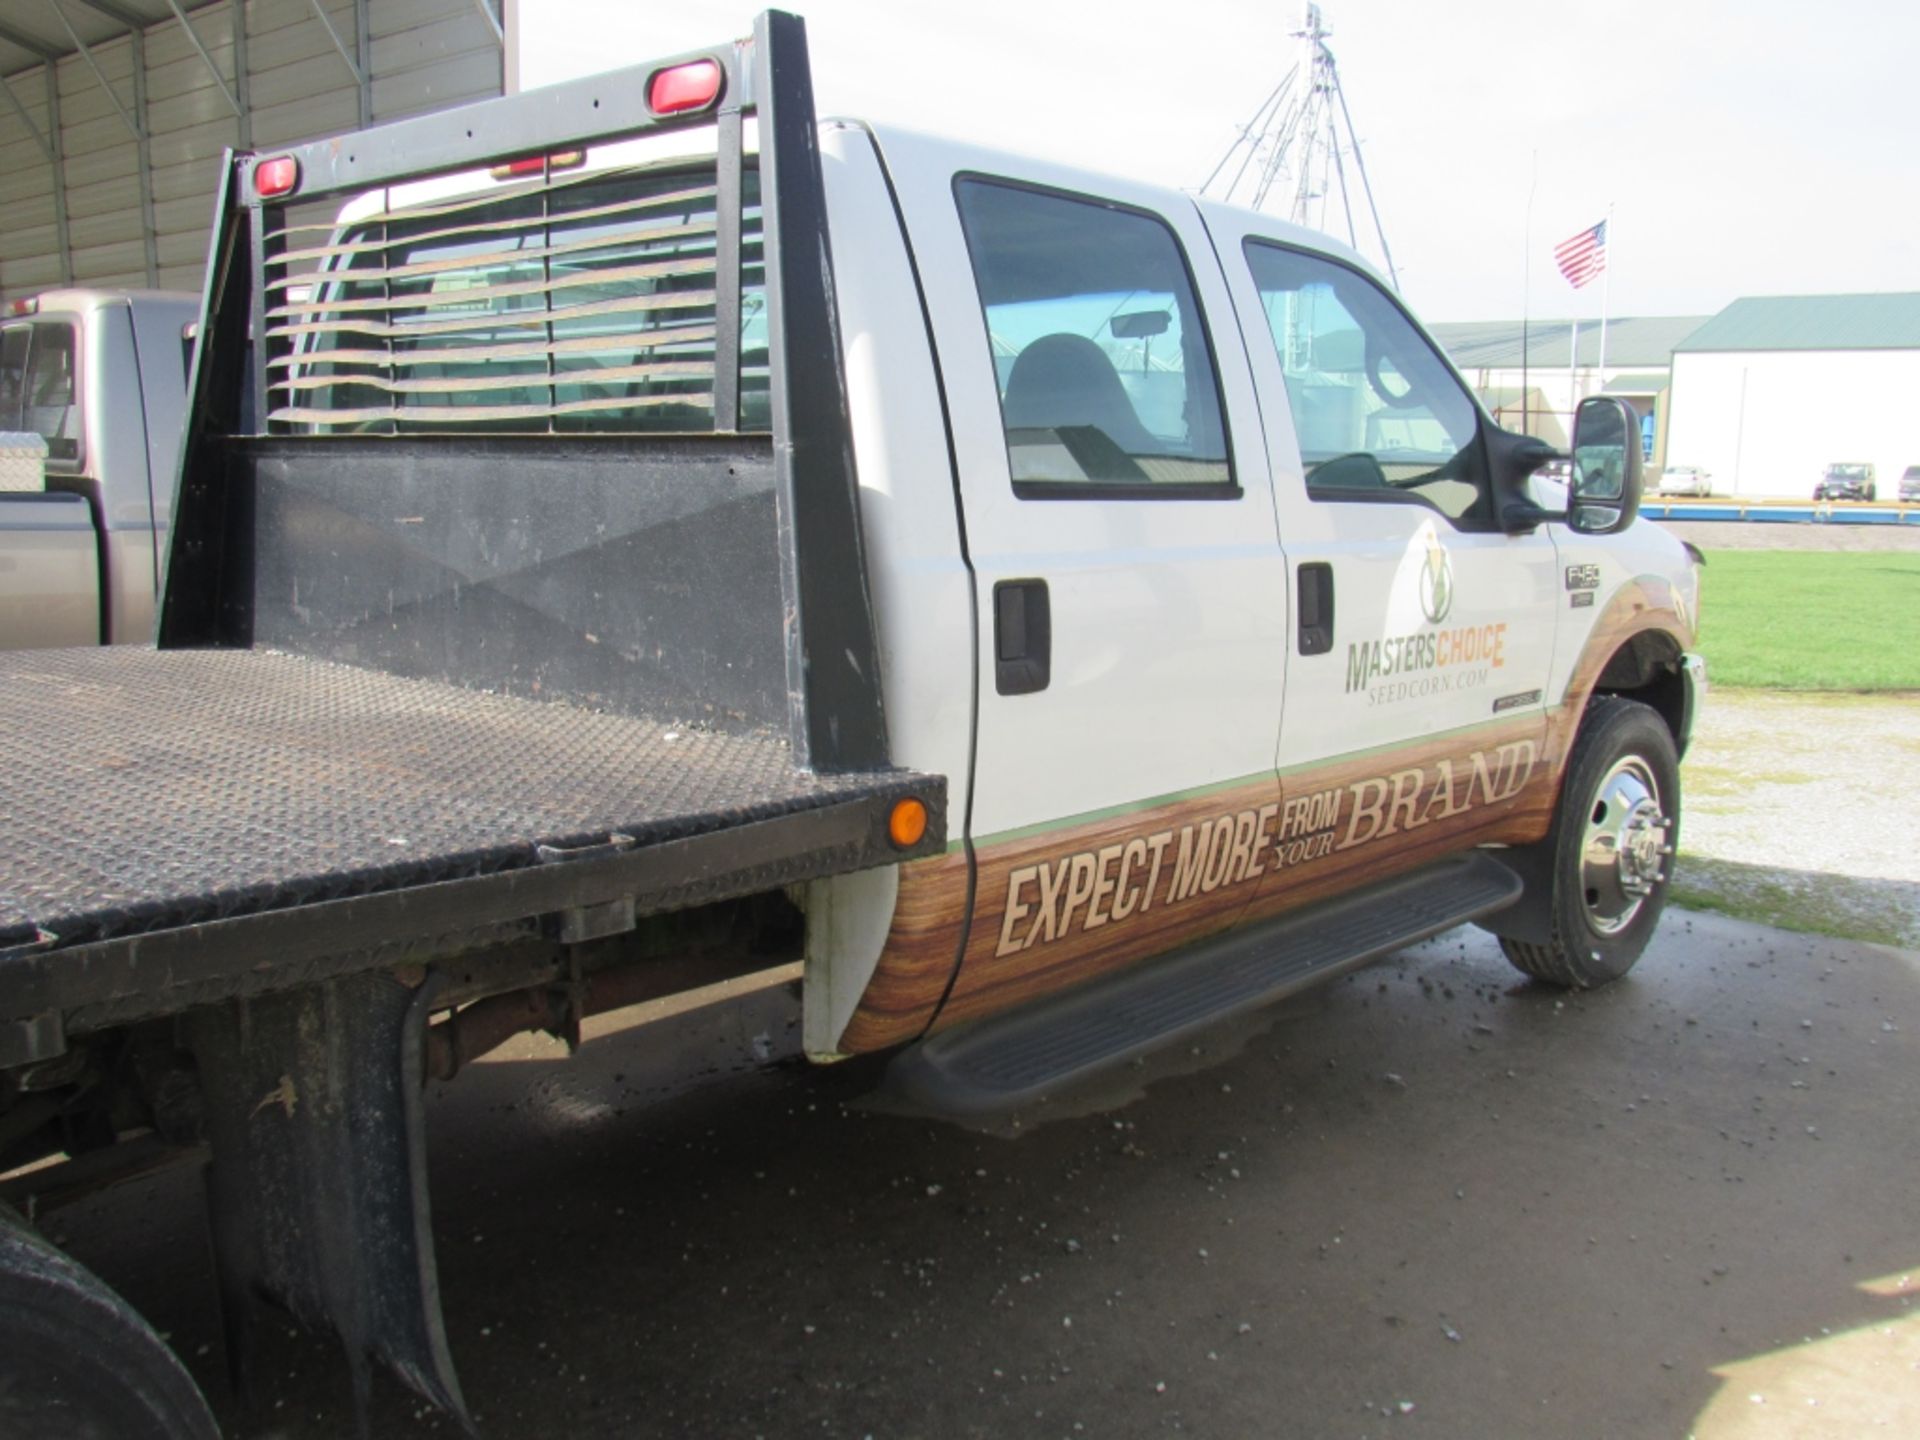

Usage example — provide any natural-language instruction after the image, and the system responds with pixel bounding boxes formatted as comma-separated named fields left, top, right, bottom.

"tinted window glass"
left=0, top=322, right=81, bottom=462
left=0, top=327, right=26, bottom=429
left=1244, top=241, right=1487, bottom=523
left=956, top=179, right=1232, bottom=493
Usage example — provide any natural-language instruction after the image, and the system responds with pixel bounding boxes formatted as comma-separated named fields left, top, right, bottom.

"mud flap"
left=188, top=970, right=471, bottom=1436
left=1472, top=837, right=1555, bottom=945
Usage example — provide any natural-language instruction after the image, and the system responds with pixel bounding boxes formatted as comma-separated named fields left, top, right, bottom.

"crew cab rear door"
left=874, top=130, right=1288, bottom=845
left=864, top=133, right=1289, bottom=1024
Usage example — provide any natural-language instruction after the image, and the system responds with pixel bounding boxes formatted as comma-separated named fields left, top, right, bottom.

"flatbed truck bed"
left=0, top=647, right=937, bottom=1040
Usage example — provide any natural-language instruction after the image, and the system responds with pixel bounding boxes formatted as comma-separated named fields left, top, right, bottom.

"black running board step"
left=888, top=852, right=1522, bottom=1114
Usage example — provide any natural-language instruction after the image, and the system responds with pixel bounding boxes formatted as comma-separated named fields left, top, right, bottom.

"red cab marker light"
left=254, top=155, right=299, bottom=198
left=6, top=297, right=38, bottom=316
left=648, top=59, right=723, bottom=115
left=489, top=150, right=585, bottom=181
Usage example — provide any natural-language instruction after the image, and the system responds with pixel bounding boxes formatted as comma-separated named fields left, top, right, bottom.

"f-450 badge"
left=1565, top=564, right=1601, bottom=592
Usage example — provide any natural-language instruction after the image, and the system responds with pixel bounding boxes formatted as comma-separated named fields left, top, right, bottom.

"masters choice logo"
left=1344, top=621, right=1509, bottom=697
left=1346, top=532, right=1506, bottom=704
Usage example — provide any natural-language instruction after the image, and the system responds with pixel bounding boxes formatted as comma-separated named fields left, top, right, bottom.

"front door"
left=1206, top=213, right=1561, bottom=781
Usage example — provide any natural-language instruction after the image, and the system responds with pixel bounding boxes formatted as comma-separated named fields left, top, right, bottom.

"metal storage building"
left=0, top=0, right=504, bottom=302
left=1663, top=293, right=1920, bottom=499
left=1427, top=314, right=1707, bottom=461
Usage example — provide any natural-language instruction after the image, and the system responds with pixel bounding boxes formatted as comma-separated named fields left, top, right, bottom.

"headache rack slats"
left=265, top=251, right=721, bottom=318
left=263, top=392, right=721, bottom=425
left=270, top=181, right=720, bottom=263
left=260, top=157, right=765, bottom=436
left=274, top=357, right=714, bottom=397
left=262, top=214, right=725, bottom=292
left=263, top=288, right=722, bottom=341
left=268, top=162, right=659, bottom=234
left=264, top=322, right=719, bottom=370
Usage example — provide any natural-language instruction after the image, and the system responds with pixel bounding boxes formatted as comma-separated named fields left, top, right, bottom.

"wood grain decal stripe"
left=930, top=714, right=1547, bottom=1037
left=835, top=576, right=1693, bottom=1055
left=919, top=776, right=1283, bottom=1038
left=834, top=847, right=971, bottom=1052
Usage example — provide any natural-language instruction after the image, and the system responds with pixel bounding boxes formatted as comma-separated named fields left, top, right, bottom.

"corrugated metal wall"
left=0, top=0, right=502, bottom=302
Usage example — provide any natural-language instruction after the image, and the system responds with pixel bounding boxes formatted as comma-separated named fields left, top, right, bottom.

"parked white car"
left=1657, top=465, right=1713, bottom=497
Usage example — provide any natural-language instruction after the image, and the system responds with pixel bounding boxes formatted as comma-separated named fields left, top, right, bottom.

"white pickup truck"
left=0, top=13, right=1702, bottom=1435
left=0, top=289, right=197, bottom=649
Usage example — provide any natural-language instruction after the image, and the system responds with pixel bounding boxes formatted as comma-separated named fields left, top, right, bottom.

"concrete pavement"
left=48, top=907, right=1920, bottom=1439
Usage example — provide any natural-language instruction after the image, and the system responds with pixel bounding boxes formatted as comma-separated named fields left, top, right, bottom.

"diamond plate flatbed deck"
left=0, top=649, right=942, bottom=1025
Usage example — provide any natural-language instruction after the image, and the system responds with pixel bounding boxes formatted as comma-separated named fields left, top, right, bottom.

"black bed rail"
left=158, top=10, right=889, bottom=774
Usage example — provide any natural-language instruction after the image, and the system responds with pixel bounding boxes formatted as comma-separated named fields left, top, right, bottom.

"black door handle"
left=1297, top=562, right=1334, bottom=655
left=994, top=578, right=1051, bottom=695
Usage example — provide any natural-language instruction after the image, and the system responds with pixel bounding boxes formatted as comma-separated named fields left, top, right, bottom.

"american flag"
left=1554, top=220, right=1608, bottom=289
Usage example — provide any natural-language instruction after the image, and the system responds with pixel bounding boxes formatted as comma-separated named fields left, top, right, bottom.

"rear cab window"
left=954, top=178, right=1235, bottom=498
left=0, top=321, right=83, bottom=465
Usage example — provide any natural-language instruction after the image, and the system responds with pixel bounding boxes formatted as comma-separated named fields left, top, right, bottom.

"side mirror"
left=1567, top=396, right=1643, bottom=534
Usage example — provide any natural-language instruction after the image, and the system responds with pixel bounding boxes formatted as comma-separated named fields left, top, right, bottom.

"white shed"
left=1663, top=293, right=1920, bottom=499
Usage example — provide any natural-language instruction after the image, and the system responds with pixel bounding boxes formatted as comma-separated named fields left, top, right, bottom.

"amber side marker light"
left=254, top=155, right=299, bottom=198
left=888, top=798, right=929, bottom=850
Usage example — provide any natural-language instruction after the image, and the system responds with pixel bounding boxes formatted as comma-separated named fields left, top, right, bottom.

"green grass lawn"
left=1698, top=550, right=1920, bottom=690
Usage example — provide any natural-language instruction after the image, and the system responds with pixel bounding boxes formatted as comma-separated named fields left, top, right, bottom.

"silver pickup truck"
left=0, top=289, right=197, bottom=648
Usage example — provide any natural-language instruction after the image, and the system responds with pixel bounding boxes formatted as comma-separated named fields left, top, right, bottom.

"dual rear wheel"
left=0, top=1204, right=219, bottom=1440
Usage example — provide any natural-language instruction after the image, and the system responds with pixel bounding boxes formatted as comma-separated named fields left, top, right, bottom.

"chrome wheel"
left=1580, top=756, right=1669, bottom=935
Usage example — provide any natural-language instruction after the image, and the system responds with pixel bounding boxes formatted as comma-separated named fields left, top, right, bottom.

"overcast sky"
left=515, top=0, right=1915, bottom=323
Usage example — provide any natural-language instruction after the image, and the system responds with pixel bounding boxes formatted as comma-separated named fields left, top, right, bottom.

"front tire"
left=1501, top=697, right=1680, bottom=988
left=0, top=1204, right=220, bottom=1440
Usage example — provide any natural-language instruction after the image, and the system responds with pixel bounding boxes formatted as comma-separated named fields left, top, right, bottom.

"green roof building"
left=1429, top=315, right=1706, bottom=456
left=1666, top=293, right=1920, bottom=498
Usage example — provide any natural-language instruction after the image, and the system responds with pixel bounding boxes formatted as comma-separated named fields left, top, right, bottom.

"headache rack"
left=249, top=39, right=767, bottom=439
left=160, top=9, right=885, bottom=773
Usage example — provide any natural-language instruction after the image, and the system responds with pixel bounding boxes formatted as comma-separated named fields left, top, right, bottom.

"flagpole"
left=1598, top=201, right=1614, bottom=378
left=1521, top=150, right=1536, bottom=438
left=1568, top=318, right=1578, bottom=423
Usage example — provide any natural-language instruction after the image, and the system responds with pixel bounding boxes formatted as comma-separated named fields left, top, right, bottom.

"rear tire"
left=0, top=1203, right=220, bottom=1440
left=1500, top=697, right=1680, bottom=988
